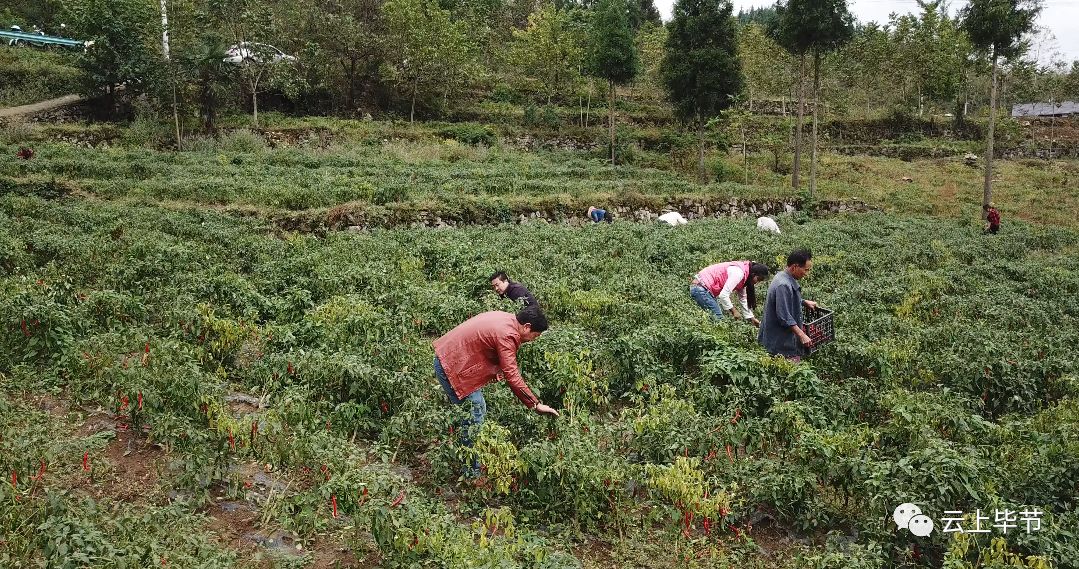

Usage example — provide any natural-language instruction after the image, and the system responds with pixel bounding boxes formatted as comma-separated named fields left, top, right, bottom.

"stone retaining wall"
left=273, top=197, right=872, bottom=233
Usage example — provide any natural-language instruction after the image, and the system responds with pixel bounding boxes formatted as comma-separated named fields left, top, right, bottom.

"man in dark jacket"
left=758, top=249, right=818, bottom=361
left=490, top=272, right=538, bottom=308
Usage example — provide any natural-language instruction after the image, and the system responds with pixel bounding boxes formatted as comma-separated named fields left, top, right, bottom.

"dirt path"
left=0, top=93, right=83, bottom=119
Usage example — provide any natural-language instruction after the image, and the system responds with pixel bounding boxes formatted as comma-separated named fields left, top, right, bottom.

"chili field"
left=1, top=192, right=1078, bottom=568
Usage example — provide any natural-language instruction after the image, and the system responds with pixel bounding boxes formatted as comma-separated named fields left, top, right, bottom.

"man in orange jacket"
left=433, top=306, right=559, bottom=477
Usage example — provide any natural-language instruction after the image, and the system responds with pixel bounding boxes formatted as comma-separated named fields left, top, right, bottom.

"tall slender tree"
left=662, top=0, right=744, bottom=182
left=961, top=0, right=1041, bottom=215
left=588, top=0, right=639, bottom=164
left=773, top=0, right=853, bottom=197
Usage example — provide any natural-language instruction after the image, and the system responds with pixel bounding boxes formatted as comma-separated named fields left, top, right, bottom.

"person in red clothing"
left=433, top=306, right=559, bottom=477
left=984, top=203, right=1001, bottom=234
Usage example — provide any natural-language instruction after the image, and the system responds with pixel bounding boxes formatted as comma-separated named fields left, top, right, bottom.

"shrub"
left=436, top=124, right=496, bottom=147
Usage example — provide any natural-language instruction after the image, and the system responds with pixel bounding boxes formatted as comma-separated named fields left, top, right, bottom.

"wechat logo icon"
left=894, top=503, right=934, bottom=537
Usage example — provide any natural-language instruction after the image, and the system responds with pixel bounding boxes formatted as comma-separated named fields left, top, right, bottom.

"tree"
left=510, top=5, right=586, bottom=105
left=773, top=0, right=853, bottom=197
left=212, top=0, right=299, bottom=127
left=662, top=0, right=744, bottom=182
left=183, top=33, right=230, bottom=132
left=306, top=0, right=385, bottom=114
left=635, top=22, right=669, bottom=103
left=738, top=22, right=794, bottom=110
left=588, top=0, right=639, bottom=165
left=961, top=0, right=1041, bottom=215
left=627, top=0, right=662, bottom=30
left=382, top=0, right=474, bottom=122
left=891, top=1, right=970, bottom=116
left=64, top=0, right=160, bottom=118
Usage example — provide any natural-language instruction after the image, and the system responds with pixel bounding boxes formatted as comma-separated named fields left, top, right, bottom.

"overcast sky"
left=653, top=0, right=1079, bottom=66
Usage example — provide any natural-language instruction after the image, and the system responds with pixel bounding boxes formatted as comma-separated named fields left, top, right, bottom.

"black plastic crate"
left=802, top=306, right=835, bottom=354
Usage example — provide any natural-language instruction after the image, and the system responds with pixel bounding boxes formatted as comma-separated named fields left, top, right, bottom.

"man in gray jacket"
left=758, top=249, right=818, bottom=361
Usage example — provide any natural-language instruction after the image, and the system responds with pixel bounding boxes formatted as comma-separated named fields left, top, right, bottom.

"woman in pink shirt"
left=689, top=261, right=771, bottom=326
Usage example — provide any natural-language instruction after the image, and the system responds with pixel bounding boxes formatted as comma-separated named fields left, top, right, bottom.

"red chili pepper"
left=703, top=517, right=711, bottom=535
left=449, top=425, right=455, bottom=435
left=35, top=460, right=46, bottom=480
left=705, top=448, right=717, bottom=461
left=119, top=395, right=129, bottom=412
left=161, top=557, right=167, bottom=566
left=250, top=421, right=258, bottom=445
left=733, top=526, right=743, bottom=538
left=359, top=487, right=369, bottom=506
left=730, top=408, right=742, bottom=425
left=144, top=342, right=150, bottom=354
left=390, top=490, right=405, bottom=508
left=726, top=444, right=734, bottom=463
left=380, top=401, right=389, bottom=414
left=11, top=471, right=16, bottom=489
left=287, top=361, right=294, bottom=375
left=20, top=320, right=29, bottom=337
left=331, top=495, right=338, bottom=518
left=720, top=507, right=729, bottom=517
left=228, top=430, right=235, bottom=451
left=137, top=392, right=143, bottom=410
left=82, top=452, right=89, bottom=471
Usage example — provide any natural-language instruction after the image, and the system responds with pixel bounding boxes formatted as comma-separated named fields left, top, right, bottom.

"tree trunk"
left=793, top=53, right=806, bottom=190
left=585, top=80, right=591, bottom=128
left=410, top=79, right=418, bottom=124
left=742, top=123, right=748, bottom=185
left=697, top=118, right=706, bottom=183
left=251, top=77, right=260, bottom=128
left=346, top=58, right=357, bottom=111
left=608, top=80, right=616, bottom=165
left=810, top=52, right=820, bottom=200
left=983, top=51, right=998, bottom=217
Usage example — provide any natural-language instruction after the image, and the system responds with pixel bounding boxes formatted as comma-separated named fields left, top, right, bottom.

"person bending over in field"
left=432, top=306, right=560, bottom=478
left=490, top=271, right=538, bottom=308
left=689, top=261, right=771, bottom=326
left=657, top=211, right=689, bottom=226
left=587, top=206, right=613, bottom=223
left=758, top=249, right=818, bottom=362
left=984, top=203, right=1001, bottom=234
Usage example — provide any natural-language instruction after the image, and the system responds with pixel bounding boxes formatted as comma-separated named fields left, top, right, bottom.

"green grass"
left=0, top=47, right=83, bottom=108
left=3, top=118, right=1074, bottom=231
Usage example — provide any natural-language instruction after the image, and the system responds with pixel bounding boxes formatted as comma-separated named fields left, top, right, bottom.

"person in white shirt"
left=689, top=260, right=772, bottom=326
left=757, top=216, right=781, bottom=234
left=657, top=211, right=688, bottom=226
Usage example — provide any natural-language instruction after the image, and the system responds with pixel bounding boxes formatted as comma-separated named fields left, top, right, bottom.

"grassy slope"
left=2, top=118, right=1076, bottom=229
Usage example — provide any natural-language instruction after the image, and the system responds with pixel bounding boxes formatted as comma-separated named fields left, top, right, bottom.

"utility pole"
left=161, top=0, right=182, bottom=150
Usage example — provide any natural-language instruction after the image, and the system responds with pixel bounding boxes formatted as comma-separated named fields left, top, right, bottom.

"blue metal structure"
left=0, top=29, right=93, bottom=50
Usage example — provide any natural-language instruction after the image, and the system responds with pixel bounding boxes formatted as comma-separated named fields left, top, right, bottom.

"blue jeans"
left=434, top=356, right=486, bottom=477
left=689, top=285, right=725, bottom=320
